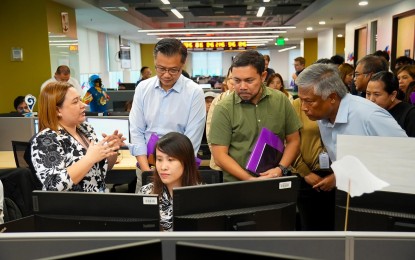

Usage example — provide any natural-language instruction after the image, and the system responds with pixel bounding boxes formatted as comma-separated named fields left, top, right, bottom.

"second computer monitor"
left=86, top=117, right=130, bottom=144
left=173, top=176, right=299, bottom=231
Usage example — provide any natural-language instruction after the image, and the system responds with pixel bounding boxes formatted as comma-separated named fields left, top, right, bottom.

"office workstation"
left=2, top=0, right=415, bottom=259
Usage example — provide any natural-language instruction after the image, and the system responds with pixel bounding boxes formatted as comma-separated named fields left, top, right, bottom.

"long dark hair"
left=151, top=132, right=202, bottom=195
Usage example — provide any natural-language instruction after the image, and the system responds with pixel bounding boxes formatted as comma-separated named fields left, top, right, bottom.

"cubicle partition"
left=0, top=231, right=414, bottom=260
left=0, top=117, right=37, bottom=151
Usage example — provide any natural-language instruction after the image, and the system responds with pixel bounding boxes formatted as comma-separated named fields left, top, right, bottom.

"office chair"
left=141, top=171, right=154, bottom=186
left=199, top=170, right=223, bottom=184
left=11, top=140, right=43, bottom=190
left=141, top=170, right=223, bottom=186
left=11, top=141, right=31, bottom=168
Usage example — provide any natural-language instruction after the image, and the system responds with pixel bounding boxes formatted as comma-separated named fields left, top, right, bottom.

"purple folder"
left=147, top=133, right=159, bottom=165
left=245, top=127, right=284, bottom=175
left=147, top=133, right=159, bottom=155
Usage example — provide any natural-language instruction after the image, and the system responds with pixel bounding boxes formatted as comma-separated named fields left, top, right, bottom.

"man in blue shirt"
left=129, top=38, right=206, bottom=191
left=296, top=63, right=407, bottom=191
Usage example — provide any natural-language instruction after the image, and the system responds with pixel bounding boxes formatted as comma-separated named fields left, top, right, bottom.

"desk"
left=0, top=151, right=16, bottom=169
left=0, top=149, right=209, bottom=178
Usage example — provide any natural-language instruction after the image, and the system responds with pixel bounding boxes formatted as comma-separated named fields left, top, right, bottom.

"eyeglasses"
left=155, top=66, right=181, bottom=75
left=354, top=72, right=368, bottom=78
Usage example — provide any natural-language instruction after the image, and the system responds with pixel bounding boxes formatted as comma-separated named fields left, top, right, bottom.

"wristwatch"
left=278, top=164, right=290, bottom=176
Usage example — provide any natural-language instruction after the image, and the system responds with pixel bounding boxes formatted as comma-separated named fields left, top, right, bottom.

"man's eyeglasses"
left=155, top=66, right=181, bottom=75
left=354, top=72, right=369, bottom=78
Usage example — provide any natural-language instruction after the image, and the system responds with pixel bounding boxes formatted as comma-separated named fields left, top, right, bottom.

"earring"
left=331, top=99, right=335, bottom=104
left=58, top=113, right=62, bottom=117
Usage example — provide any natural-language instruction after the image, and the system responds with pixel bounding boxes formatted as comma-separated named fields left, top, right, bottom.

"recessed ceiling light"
left=319, top=21, right=326, bottom=25
left=171, top=9, right=183, bottom=19
left=161, top=0, right=170, bottom=4
left=359, top=1, right=368, bottom=6
left=284, top=38, right=289, bottom=41
left=337, top=34, right=343, bottom=38
left=257, top=7, right=265, bottom=17
left=306, top=27, right=313, bottom=31
left=278, top=46, right=297, bottom=52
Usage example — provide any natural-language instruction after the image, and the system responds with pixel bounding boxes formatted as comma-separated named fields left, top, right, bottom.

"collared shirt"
left=210, top=86, right=302, bottom=182
left=318, top=94, right=407, bottom=161
left=129, top=75, right=206, bottom=156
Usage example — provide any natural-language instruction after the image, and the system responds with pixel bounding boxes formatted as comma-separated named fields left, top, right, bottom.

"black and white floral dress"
left=31, top=122, right=108, bottom=192
left=139, top=183, right=173, bottom=231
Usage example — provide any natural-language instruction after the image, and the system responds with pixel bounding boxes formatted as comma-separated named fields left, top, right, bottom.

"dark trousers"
left=297, top=171, right=335, bottom=231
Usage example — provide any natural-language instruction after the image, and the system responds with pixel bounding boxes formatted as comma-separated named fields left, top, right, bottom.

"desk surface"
left=0, top=150, right=209, bottom=170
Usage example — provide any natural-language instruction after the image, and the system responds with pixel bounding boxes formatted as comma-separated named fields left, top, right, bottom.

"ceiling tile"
left=188, top=6, right=215, bottom=16
left=135, top=7, right=168, bottom=17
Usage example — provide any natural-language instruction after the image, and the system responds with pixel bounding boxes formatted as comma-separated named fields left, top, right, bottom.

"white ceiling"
left=53, top=0, right=403, bottom=49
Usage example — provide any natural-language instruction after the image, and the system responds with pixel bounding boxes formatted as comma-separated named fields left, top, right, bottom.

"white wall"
left=345, top=0, right=415, bottom=63
left=318, top=29, right=334, bottom=59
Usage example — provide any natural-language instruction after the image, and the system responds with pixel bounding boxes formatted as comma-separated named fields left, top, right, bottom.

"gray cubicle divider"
left=0, top=232, right=414, bottom=260
left=0, top=117, right=37, bottom=151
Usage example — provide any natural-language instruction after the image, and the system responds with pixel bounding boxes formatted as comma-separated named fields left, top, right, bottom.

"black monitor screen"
left=118, top=83, right=136, bottom=90
left=335, top=190, right=415, bottom=232
left=173, top=176, right=299, bottom=231
left=32, top=191, right=160, bottom=232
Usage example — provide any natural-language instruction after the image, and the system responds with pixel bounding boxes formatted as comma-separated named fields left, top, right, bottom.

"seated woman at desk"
left=31, top=82, right=126, bottom=192
left=138, top=132, right=202, bottom=231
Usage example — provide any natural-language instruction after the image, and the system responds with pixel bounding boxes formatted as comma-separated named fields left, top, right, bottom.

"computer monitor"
left=118, top=83, right=136, bottom=90
left=32, top=191, right=160, bottom=232
left=335, top=190, right=415, bottom=232
left=86, top=117, right=130, bottom=144
left=173, top=176, right=299, bottom=231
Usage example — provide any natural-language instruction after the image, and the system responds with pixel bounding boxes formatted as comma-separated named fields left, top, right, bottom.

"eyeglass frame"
left=154, top=66, right=182, bottom=75
left=354, top=71, right=370, bottom=78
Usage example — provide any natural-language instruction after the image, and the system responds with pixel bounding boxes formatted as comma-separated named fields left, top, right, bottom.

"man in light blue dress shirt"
left=296, top=63, right=407, bottom=191
left=129, top=38, right=206, bottom=191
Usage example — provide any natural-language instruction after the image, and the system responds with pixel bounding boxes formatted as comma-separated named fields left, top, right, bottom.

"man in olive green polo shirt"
left=209, top=50, right=302, bottom=182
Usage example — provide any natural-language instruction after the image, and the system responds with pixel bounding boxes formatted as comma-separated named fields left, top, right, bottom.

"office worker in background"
left=136, top=66, right=152, bottom=86
left=366, top=71, right=415, bottom=137
left=31, top=82, right=126, bottom=192
left=291, top=97, right=335, bottom=231
left=129, top=38, right=205, bottom=192
left=291, top=56, right=306, bottom=92
left=40, top=65, right=83, bottom=97
left=338, top=63, right=355, bottom=93
left=13, top=95, right=29, bottom=114
left=206, top=67, right=234, bottom=171
left=394, top=56, right=414, bottom=74
left=209, top=50, right=301, bottom=182
left=266, top=73, right=293, bottom=102
left=139, top=132, right=202, bottom=231
left=353, top=54, right=389, bottom=98
left=296, top=64, right=407, bottom=190
left=82, top=74, right=110, bottom=114
left=263, top=54, right=275, bottom=82
left=396, top=65, right=415, bottom=95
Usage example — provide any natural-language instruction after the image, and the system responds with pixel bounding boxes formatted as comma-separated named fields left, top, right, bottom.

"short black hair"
left=140, top=66, right=149, bottom=73
left=330, top=55, right=345, bottom=65
left=231, top=50, right=265, bottom=75
left=373, top=50, right=390, bottom=62
left=153, top=38, right=187, bottom=64
left=13, top=96, right=25, bottom=110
